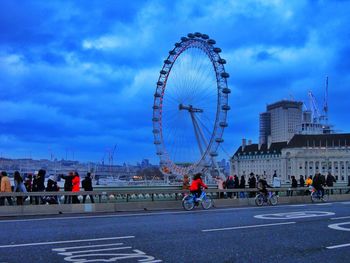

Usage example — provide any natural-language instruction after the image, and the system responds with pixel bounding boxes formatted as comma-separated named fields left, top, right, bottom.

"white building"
left=260, top=100, right=303, bottom=145
left=231, top=134, right=350, bottom=184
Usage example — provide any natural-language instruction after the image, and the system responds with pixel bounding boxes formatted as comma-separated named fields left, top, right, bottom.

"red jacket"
left=190, top=178, right=207, bottom=191
left=72, top=176, right=80, bottom=192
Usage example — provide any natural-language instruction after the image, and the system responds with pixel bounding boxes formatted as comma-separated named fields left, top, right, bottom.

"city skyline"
left=1, top=1, right=350, bottom=163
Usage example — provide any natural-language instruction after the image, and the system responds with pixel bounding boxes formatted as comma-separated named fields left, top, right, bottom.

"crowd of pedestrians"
left=0, top=170, right=95, bottom=206
left=195, top=170, right=341, bottom=199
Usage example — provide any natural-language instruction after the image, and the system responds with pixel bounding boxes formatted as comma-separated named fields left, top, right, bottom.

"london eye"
left=152, top=32, right=230, bottom=176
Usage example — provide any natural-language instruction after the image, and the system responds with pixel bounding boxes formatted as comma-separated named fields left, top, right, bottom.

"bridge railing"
left=1, top=186, right=350, bottom=205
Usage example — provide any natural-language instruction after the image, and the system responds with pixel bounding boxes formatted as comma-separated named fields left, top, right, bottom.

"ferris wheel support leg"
left=190, top=112, right=205, bottom=156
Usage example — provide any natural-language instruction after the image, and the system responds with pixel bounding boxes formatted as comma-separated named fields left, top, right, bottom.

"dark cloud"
left=0, top=0, right=350, bottom=163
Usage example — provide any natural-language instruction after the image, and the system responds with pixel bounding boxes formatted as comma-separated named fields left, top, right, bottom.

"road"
left=1, top=201, right=350, bottom=262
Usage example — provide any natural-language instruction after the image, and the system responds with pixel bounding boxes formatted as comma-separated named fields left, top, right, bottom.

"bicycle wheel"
left=182, top=195, right=195, bottom=211
left=269, top=194, right=278, bottom=206
left=310, top=192, right=318, bottom=203
left=255, top=194, right=264, bottom=206
left=201, top=195, right=213, bottom=210
left=322, top=194, right=329, bottom=202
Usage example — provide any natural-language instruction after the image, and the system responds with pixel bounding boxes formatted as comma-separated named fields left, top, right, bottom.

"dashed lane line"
left=202, top=222, right=296, bottom=232
left=0, top=236, right=135, bottom=248
left=327, top=243, right=350, bottom=249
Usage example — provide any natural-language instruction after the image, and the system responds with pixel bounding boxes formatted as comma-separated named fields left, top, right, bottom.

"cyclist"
left=312, top=173, right=326, bottom=198
left=189, top=173, right=208, bottom=203
left=257, top=175, right=272, bottom=200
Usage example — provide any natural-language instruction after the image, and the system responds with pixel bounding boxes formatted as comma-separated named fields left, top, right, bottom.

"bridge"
left=1, top=186, right=350, bottom=262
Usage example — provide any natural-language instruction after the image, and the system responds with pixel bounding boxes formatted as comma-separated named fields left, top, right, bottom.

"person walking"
left=233, top=175, right=240, bottom=198
left=82, top=172, right=94, bottom=203
left=299, top=175, right=305, bottom=195
left=215, top=176, right=226, bottom=198
left=0, top=171, right=13, bottom=206
left=225, top=176, right=235, bottom=198
left=248, top=173, right=256, bottom=198
left=239, top=175, right=246, bottom=198
left=13, top=171, right=27, bottom=205
left=32, top=169, right=46, bottom=205
left=61, top=172, right=73, bottom=204
left=290, top=176, right=298, bottom=196
left=24, top=174, right=33, bottom=204
left=72, top=171, right=80, bottom=204
left=326, top=172, right=336, bottom=195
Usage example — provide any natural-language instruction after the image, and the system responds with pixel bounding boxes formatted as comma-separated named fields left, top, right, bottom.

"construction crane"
left=308, top=91, right=321, bottom=123
left=308, top=76, right=330, bottom=124
left=322, top=76, right=329, bottom=124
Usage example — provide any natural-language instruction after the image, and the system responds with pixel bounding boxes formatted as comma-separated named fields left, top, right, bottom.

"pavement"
left=1, top=201, right=350, bottom=262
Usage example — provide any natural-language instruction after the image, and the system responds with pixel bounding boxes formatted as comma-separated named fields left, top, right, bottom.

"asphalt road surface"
left=1, top=201, right=350, bottom=262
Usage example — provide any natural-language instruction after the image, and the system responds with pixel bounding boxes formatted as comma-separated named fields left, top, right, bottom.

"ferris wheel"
left=152, top=32, right=230, bottom=176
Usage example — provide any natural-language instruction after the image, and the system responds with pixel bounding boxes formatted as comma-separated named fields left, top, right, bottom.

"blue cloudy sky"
left=0, top=0, right=349, bottom=164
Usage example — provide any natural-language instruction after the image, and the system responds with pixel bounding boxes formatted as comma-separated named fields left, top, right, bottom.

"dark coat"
left=46, top=179, right=59, bottom=192
left=225, top=178, right=235, bottom=189
left=248, top=176, right=256, bottom=188
left=239, top=177, right=246, bottom=188
left=292, top=178, right=298, bottom=188
left=61, top=175, right=73, bottom=191
left=299, top=178, right=305, bottom=187
left=82, top=177, right=93, bottom=191
left=312, top=174, right=325, bottom=189
left=326, top=174, right=336, bottom=187
left=234, top=177, right=239, bottom=188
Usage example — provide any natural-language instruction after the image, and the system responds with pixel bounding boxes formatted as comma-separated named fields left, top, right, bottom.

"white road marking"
left=58, top=246, right=132, bottom=256
left=0, top=236, right=134, bottom=248
left=330, top=216, right=350, bottom=220
left=52, top=243, right=124, bottom=252
left=328, top=222, right=350, bottom=232
left=327, top=243, right=350, bottom=249
left=341, top=201, right=350, bottom=205
left=52, top=241, right=163, bottom=262
left=290, top=204, right=306, bottom=207
left=202, top=222, right=296, bottom=232
left=255, top=211, right=335, bottom=220
left=314, top=203, right=332, bottom=206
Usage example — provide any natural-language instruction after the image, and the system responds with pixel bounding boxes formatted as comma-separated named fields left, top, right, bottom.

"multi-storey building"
left=231, top=134, right=350, bottom=184
left=259, top=100, right=303, bottom=144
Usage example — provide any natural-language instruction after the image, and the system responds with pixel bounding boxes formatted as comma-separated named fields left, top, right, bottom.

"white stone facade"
left=231, top=134, right=350, bottom=184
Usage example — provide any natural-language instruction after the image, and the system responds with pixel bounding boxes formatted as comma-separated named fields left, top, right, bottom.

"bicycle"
left=182, top=191, right=213, bottom=211
left=255, top=191, right=278, bottom=206
left=310, top=187, right=329, bottom=202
